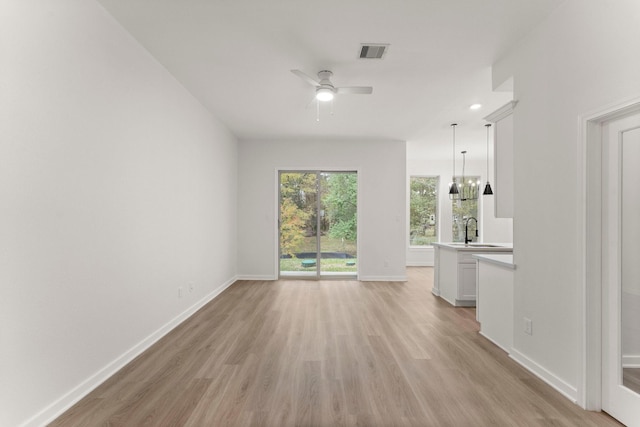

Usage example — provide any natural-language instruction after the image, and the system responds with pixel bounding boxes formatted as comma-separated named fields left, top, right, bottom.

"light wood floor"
left=51, top=268, right=621, bottom=426
left=623, top=368, right=640, bottom=395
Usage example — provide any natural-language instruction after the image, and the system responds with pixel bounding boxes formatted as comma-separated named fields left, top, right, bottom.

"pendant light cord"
left=461, top=150, right=467, bottom=185
left=486, top=124, right=491, bottom=179
left=451, top=124, right=457, bottom=181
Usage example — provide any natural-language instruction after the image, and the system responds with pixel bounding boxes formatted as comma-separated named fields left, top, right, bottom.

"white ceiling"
left=96, top=0, right=562, bottom=158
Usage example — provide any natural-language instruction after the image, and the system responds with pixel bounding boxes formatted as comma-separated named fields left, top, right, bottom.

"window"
left=409, top=176, right=438, bottom=246
left=451, top=176, right=479, bottom=243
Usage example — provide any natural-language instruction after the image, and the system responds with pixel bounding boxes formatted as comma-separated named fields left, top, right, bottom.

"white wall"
left=0, top=2, right=238, bottom=426
left=406, top=148, right=513, bottom=266
left=493, top=0, right=640, bottom=402
left=238, top=139, right=406, bottom=281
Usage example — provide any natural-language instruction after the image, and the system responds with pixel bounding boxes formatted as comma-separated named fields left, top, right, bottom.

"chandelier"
left=449, top=124, right=479, bottom=201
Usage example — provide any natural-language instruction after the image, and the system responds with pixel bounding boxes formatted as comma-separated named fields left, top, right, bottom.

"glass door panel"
left=279, top=171, right=357, bottom=279
left=279, top=172, right=318, bottom=277
left=319, top=172, right=357, bottom=277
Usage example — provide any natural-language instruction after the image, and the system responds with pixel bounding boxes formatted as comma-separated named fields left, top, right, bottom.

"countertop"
left=432, top=242, right=513, bottom=252
left=472, top=254, right=516, bottom=269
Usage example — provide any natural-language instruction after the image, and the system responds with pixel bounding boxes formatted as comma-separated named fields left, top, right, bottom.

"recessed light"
left=470, top=104, right=482, bottom=110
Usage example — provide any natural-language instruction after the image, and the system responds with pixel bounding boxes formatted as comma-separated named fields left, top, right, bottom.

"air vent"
left=359, top=44, right=389, bottom=59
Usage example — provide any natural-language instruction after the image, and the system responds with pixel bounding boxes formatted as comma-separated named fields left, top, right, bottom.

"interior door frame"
left=276, top=168, right=359, bottom=280
left=580, top=96, right=640, bottom=410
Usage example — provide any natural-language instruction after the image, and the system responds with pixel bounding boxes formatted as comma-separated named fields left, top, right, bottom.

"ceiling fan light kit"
left=291, top=69, right=373, bottom=106
left=316, top=87, right=335, bottom=102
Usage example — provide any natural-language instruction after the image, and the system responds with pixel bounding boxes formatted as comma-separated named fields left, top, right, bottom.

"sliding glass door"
left=279, top=171, right=357, bottom=279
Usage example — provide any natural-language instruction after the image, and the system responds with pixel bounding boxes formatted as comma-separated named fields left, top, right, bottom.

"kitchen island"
left=473, top=254, right=515, bottom=352
left=432, top=243, right=513, bottom=307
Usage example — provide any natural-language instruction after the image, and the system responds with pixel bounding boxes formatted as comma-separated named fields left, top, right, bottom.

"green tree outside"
left=279, top=172, right=358, bottom=272
left=322, top=173, right=357, bottom=242
left=280, top=198, right=310, bottom=258
left=279, top=172, right=316, bottom=257
left=410, top=176, right=438, bottom=245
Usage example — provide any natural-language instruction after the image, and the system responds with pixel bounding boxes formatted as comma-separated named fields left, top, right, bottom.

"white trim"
left=622, top=355, right=640, bottom=368
left=478, top=331, right=512, bottom=354
left=439, top=294, right=456, bottom=306
left=510, top=348, right=578, bottom=403
left=236, top=275, right=277, bottom=281
left=483, top=100, right=518, bottom=123
left=274, top=169, right=281, bottom=278
left=579, top=95, right=640, bottom=411
left=358, top=275, right=408, bottom=282
left=25, top=276, right=237, bottom=427
left=576, top=112, right=591, bottom=410
left=406, top=261, right=434, bottom=267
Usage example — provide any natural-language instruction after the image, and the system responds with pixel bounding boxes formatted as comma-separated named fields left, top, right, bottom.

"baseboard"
left=238, top=274, right=410, bottom=282
left=478, top=331, right=512, bottom=354
left=24, top=276, right=238, bottom=427
left=510, top=348, right=578, bottom=403
left=236, top=274, right=277, bottom=281
left=358, top=275, right=408, bottom=282
left=622, top=354, right=640, bottom=368
left=439, top=294, right=456, bottom=306
left=454, top=299, right=476, bottom=307
left=406, top=261, right=434, bottom=267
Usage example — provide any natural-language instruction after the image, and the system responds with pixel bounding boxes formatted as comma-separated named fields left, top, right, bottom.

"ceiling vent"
left=359, top=44, right=389, bottom=59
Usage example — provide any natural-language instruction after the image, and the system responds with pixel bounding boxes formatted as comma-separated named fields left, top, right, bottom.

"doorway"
left=278, top=171, right=357, bottom=279
left=584, top=103, right=640, bottom=426
left=601, top=111, right=640, bottom=426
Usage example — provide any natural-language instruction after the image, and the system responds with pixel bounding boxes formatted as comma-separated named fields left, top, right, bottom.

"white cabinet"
left=435, top=247, right=462, bottom=305
left=474, top=254, right=515, bottom=353
left=432, top=247, right=440, bottom=296
left=433, top=244, right=513, bottom=307
left=459, top=263, right=477, bottom=300
left=434, top=248, right=484, bottom=307
left=453, top=251, right=481, bottom=306
left=485, top=101, right=517, bottom=219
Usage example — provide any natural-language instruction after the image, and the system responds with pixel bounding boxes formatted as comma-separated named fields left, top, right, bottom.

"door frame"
left=276, top=168, right=359, bottom=280
left=580, top=96, right=640, bottom=410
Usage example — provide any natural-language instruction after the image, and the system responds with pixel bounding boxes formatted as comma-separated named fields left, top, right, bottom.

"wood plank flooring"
left=50, top=268, right=622, bottom=426
left=623, top=368, right=640, bottom=395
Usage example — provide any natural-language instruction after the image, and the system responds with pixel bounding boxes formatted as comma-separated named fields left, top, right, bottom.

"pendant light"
left=483, top=123, right=494, bottom=195
left=448, top=124, right=460, bottom=200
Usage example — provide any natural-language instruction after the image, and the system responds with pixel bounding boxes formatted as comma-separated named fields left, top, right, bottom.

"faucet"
left=464, top=217, right=478, bottom=244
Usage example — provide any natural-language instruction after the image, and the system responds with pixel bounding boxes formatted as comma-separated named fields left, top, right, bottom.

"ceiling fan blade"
left=291, top=69, right=320, bottom=87
left=337, top=86, right=373, bottom=95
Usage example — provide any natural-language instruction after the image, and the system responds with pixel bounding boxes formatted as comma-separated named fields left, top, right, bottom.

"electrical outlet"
left=524, top=317, right=533, bottom=335
left=178, top=287, right=183, bottom=298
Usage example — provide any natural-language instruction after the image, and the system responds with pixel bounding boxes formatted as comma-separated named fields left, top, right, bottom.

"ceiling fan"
left=290, top=69, right=373, bottom=102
